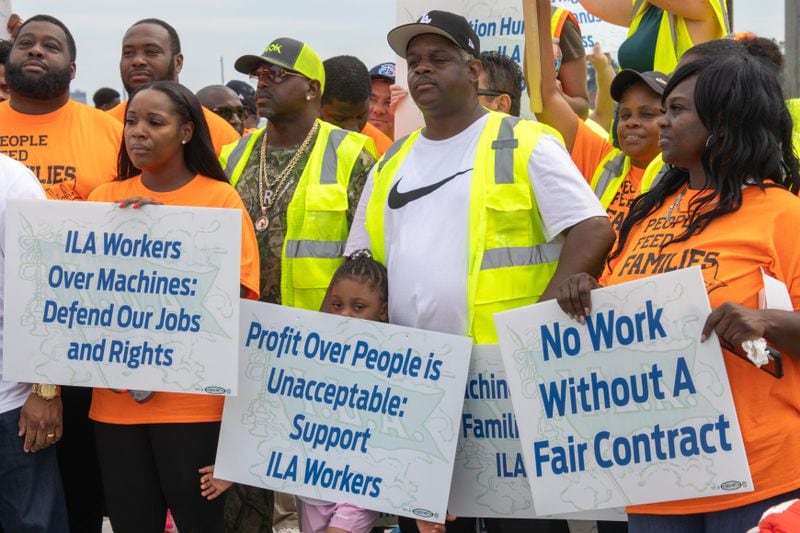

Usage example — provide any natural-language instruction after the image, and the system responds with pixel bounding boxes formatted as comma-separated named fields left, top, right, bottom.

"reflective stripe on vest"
left=321, top=129, right=348, bottom=184
left=220, top=129, right=263, bottom=186
left=492, top=116, right=520, bottom=184
left=481, top=244, right=562, bottom=270
left=591, top=150, right=630, bottom=209
left=590, top=151, right=668, bottom=210
left=641, top=153, right=668, bottom=193
left=285, top=239, right=345, bottom=258
left=628, top=0, right=729, bottom=73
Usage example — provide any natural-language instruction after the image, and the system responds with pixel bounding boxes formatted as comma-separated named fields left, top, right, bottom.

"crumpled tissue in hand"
left=742, top=338, right=769, bottom=368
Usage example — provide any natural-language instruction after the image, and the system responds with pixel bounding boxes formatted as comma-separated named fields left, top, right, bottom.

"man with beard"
left=0, top=15, right=115, bottom=533
left=107, top=18, right=240, bottom=151
left=0, top=15, right=121, bottom=201
left=218, top=37, right=375, bottom=533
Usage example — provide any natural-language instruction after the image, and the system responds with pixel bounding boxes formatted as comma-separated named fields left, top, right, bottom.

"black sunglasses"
left=213, top=106, right=248, bottom=121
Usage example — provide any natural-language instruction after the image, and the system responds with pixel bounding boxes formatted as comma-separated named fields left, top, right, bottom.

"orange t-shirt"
left=87, top=174, right=260, bottom=424
left=108, top=102, right=240, bottom=155
left=602, top=185, right=800, bottom=515
left=571, top=117, right=645, bottom=234
left=0, top=99, right=122, bottom=200
left=361, top=121, right=392, bottom=156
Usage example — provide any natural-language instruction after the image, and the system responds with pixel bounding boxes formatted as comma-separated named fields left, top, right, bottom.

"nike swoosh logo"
left=387, top=168, right=472, bottom=209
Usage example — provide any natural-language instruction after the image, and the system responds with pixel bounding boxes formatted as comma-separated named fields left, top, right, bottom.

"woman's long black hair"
left=610, top=54, right=800, bottom=264
left=116, top=81, right=229, bottom=183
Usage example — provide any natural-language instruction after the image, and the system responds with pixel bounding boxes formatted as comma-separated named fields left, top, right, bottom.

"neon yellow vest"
left=219, top=120, right=370, bottom=310
left=551, top=6, right=580, bottom=40
left=788, top=98, right=800, bottom=158
left=628, top=0, right=729, bottom=74
left=590, top=150, right=667, bottom=209
left=365, top=112, right=561, bottom=343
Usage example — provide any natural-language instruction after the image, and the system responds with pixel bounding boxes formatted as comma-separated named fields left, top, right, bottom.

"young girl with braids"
left=202, top=250, right=387, bottom=533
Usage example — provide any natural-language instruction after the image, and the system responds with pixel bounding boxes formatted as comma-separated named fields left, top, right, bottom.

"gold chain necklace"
left=254, top=120, right=320, bottom=232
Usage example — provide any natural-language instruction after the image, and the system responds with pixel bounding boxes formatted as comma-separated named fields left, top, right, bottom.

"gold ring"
left=47, top=433, right=55, bottom=438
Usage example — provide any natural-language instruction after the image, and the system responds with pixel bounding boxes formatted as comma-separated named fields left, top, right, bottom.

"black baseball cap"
left=226, top=79, right=256, bottom=99
left=388, top=10, right=480, bottom=59
left=610, top=70, right=670, bottom=102
left=369, top=62, right=396, bottom=83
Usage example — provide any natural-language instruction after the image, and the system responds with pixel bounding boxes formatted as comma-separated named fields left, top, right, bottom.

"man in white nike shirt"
left=345, top=8, right=614, bottom=533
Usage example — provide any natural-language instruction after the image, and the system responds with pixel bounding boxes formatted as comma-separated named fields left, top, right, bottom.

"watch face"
left=38, top=384, right=57, bottom=399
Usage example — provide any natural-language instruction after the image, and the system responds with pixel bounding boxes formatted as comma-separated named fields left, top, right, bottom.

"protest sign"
left=3, top=199, right=243, bottom=394
left=494, top=267, right=752, bottom=515
left=448, top=345, right=625, bottom=521
left=215, top=301, right=473, bottom=521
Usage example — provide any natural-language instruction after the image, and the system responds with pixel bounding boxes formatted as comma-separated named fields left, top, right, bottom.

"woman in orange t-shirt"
left=556, top=55, right=800, bottom=531
left=87, top=81, right=259, bottom=533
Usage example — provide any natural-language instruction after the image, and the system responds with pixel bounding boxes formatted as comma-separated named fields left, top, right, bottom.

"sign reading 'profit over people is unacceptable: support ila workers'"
left=215, top=301, right=472, bottom=522
left=494, top=266, right=752, bottom=515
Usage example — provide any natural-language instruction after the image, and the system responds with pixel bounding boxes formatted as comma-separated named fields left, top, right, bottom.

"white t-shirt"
left=0, top=155, right=47, bottom=414
left=346, top=114, right=606, bottom=336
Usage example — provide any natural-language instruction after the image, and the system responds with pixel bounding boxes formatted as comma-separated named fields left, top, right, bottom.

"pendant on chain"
left=255, top=215, right=269, bottom=232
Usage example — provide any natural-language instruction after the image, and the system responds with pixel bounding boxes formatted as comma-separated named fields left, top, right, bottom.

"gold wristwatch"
left=31, top=383, right=60, bottom=400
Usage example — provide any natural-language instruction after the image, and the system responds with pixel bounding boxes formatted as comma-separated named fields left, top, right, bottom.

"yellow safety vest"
left=628, top=0, right=729, bottom=73
left=590, top=150, right=667, bottom=209
left=365, top=112, right=561, bottom=344
left=551, top=6, right=581, bottom=40
left=219, top=120, right=371, bottom=310
left=788, top=98, right=800, bottom=158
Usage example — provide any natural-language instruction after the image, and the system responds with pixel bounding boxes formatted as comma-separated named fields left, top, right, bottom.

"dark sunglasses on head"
left=249, top=64, right=306, bottom=84
left=477, top=88, right=511, bottom=98
left=213, top=106, right=248, bottom=121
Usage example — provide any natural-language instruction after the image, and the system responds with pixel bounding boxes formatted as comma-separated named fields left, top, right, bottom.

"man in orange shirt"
left=0, top=16, right=121, bottom=201
left=320, top=55, right=387, bottom=156
left=107, top=18, right=240, bottom=152
left=0, top=15, right=115, bottom=533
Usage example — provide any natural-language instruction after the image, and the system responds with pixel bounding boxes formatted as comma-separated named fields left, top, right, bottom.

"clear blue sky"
left=12, top=0, right=786, bottom=98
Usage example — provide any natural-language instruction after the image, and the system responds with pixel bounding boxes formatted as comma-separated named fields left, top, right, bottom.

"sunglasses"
left=249, top=64, right=307, bottom=84
left=477, top=88, right=511, bottom=98
left=213, top=105, right=248, bottom=121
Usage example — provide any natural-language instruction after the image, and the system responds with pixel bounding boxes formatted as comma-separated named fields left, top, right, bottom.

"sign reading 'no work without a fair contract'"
left=494, top=267, right=752, bottom=515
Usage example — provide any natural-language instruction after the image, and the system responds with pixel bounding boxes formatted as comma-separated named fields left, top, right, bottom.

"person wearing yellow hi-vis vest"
left=538, top=0, right=668, bottom=235
left=347, top=14, right=613, bottom=533
left=579, top=0, right=729, bottom=74
left=218, top=37, right=375, bottom=533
